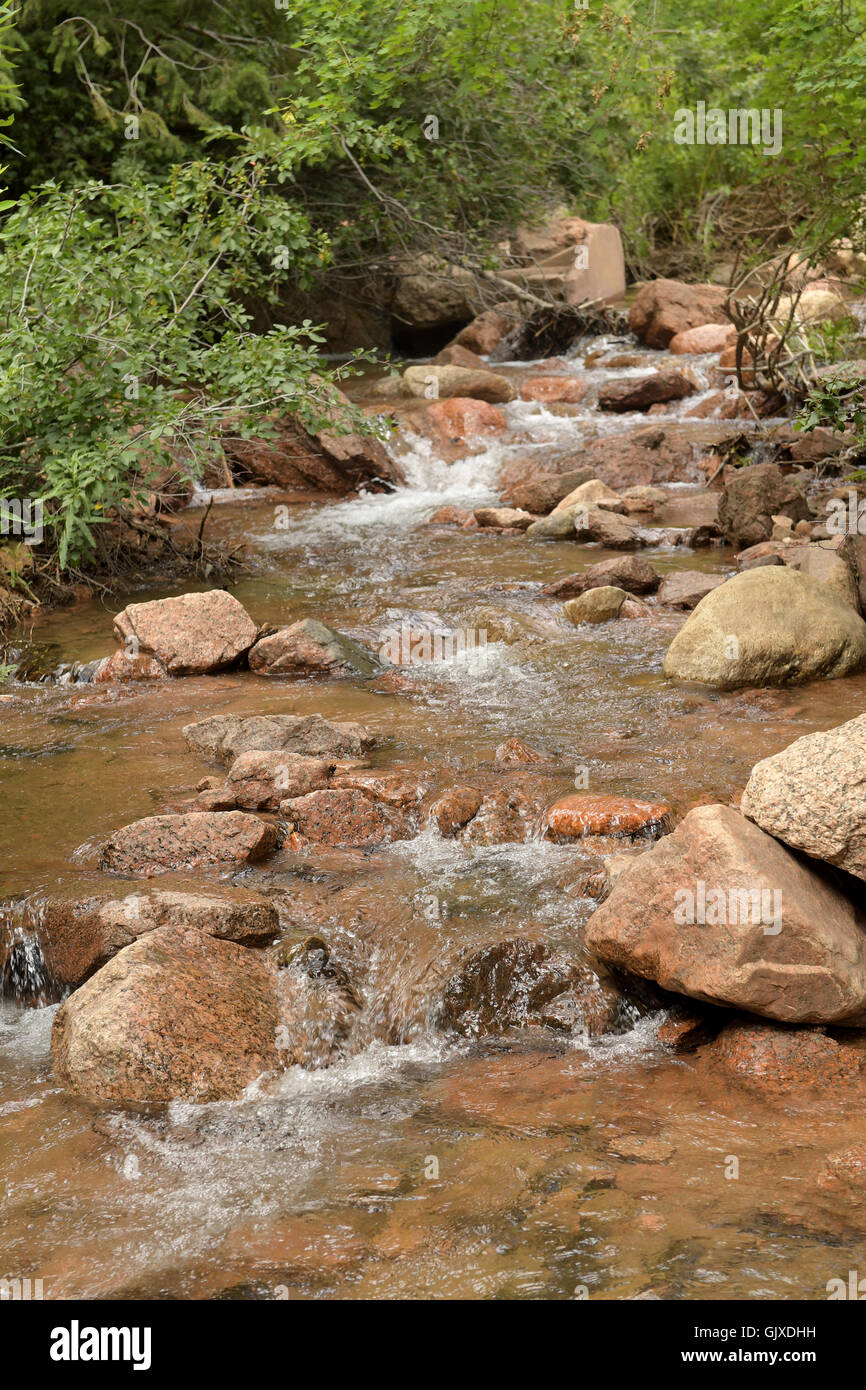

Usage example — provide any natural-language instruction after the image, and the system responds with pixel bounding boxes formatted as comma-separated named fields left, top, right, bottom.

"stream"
left=2, top=338, right=866, bottom=1301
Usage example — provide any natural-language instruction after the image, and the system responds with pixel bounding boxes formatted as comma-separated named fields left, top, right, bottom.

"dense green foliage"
left=0, top=0, right=864, bottom=578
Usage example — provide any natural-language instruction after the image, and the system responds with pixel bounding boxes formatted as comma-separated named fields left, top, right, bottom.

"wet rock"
left=248, top=619, right=384, bottom=679
left=552, top=477, right=619, bottom=512
left=418, top=398, right=507, bottom=457
left=657, top=570, right=726, bottom=609
left=598, top=370, right=696, bottom=412
left=540, top=972, right=628, bottom=1036
left=222, top=388, right=402, bottom=493
left=495, top=738, right=547, bottom=764
left=462, top=788, right=538, bottom=844
left=662, top=566, right=866, bottom=688
left=426, top=504, right=474, bottom=525
left=436, top=939, right=608, bottom=1037
left=113, top=590, right=258, bottom=676
left=519, top=376, right=587, bottom=403
left=656, top=1006, right=718, bottom=1051
left=543, top=555, right=660, bottom=598
left=92, top=650, right=168, bottom=683
left=402, top=364, right=515, bottom=404
left=545, top=794, right=670, bottom=840
left=741, top=714, right=866, bottom=881
left=563, top=586, right=629, bottom=624
left=228, top=751, right=333, bottom=811
left=501, top=468, right=593, bottom=515
left=525, top=507, right=583, bottom=540
left=193, top=786, right=238, bottom=812
left=473, top=506, right=534, bottom=530
left=708, top=1018, right=863, bottom=1087
left=576, top=425, right=704, bottom=489
left=718, top=462, right=810, bottom=548
left=622, top=484, right=668, bottom=510
left=669, top=323, right=737, bottom=354
left=51, top=925, right=280, bottom=1104
left=34, top=884, right=279, bottom=990
left=279, top=788, right=409, bottom=847
left=99, top=811, right=278, bottom=876
left=433, top=343, right=486, bottom=369
left=573, top=507, right=643, bottom=549
left=735, top=539, right=787, bottom=570
left=330, top=768, right=428, bottom=808
left=428, top=785, right=484, bottom=836
left=608, top=1135, right=674, bottom=1162
left=816, top=1144, right=866, bottom=1194
left=454, top=307, right=517, bottom=355
left=628, top=279, right=729, bottom=349
left=184, top=713, right=374, bottom=764
left=585, top=803, right=866, bottom=1024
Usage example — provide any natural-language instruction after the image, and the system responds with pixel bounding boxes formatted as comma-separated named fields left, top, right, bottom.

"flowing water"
left=2, top=341, right=866, bottom=1301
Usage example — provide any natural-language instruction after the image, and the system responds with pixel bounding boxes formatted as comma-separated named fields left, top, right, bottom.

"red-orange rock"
left=419, top=398, right=507, bottom=456
left=669, top=323, right=737, bottom=354
left=92, top=650, right=167, bottom=683
left=429, top=785, right=484, bottom=836
left=494, top=738, right=547, bottom=765
left=279, top=788, right=409, bottom=847
left=113, top=590, right=257, bottom=676
left=228, top=751, right=333, bottom=810
left=628, top=279, right=729, bottom=349
left=51, top=925, right=280, bottom=1104
left=519, top=376, right=587, bottom=404
left=708, top=1018, right=864, bottom=1088
left=545, top=794, right=670, bottom=840
left=99, top=811, right=278, bottom=876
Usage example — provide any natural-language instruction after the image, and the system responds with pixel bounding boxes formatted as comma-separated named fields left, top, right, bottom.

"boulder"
left=628, top=279, right=729, bottom=349
left=248, top=619, right=384, bottom=678
left=525, top=507, right=583, bottom=540
left=563, top=586, right=629, bottom=624
left=502, top=468, right=593, bottom=515
left=545, top=794, right=669, bottom=840
left=598, top=370, right=695, bottom=412
left=99, top=811, right=278, bottom=876
left=708, top=1018, right=863, bottom=1087
left=669, top=323, right=737, bottom=354
left=183, top=713, right=373, bottom=764
left=741, top=714, right=866, bottom=881
left=585, top=804, right=866, bottom=1024
left=454, top=307, right=517, bottom=355
left=473, top=506, right=534, bottom=530
left=418, top=398, right=508, bottom=457
left=223, top=388, right=402, bottom=493
left=51, top=925, right=280, bottom=1104
left=773, top=287, right=850, bottom=327
left=783, top=539, right=860, bottom=611
left=32, top=884, right=279, bottom=990
left=402, top=364, right=515, bottom=403
left=576, top=425, right=704, bottom=489
left=92, top=650, right=167, bottom=683
left=432, top=344, right=486, bottom=369
left=390, top=254, right=480, bottom=331
left=543, top=555, right=660, bottom=598
left=113, top=590, right=257, bottom=676
left=228, top=751, right=333, bottom=811
left=657, top=570, right=726, bottom=609
left=662, top=566, right=866, bottom=688
left=718, top=462, right=810, bottom=548
left=279, top=788, right=410, bottom=847
left=428, top=785, right=484, bottom=836
left=504, top=216, right=626, bottom=306
left=552, top=478, right=620, bottom=512
left=573, top=508, right=642, bottom=549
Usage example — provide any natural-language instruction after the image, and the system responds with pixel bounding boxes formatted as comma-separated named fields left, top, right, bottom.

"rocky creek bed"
left=4, top=312, right=866, bottom=1300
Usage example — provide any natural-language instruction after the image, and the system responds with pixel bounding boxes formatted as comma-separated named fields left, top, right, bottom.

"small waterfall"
left=0, top=901, right=56, bottom=1007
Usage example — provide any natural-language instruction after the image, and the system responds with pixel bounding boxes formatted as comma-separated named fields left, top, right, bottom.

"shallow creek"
left=2, top=341, right=866, bottom=1300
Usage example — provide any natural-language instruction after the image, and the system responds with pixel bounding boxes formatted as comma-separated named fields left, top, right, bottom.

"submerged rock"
left=99, top=811, right=278, bottom=876
left=428, top=785, right=484, bottom=836
left=113, top=590, right=257, bottom=676
left=662, top=567, right=866, bottom=688
left=248, top=619, right=385, bottom=678
left=51, top=925, right=280, bottom=1104
left=708, top=1018, right=863, bottom=1088
left=545, top=794, right=670, bottom=840
left=741, top=714, right=866, bottom=881
left=585, top=804, right=866, bottom=1025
